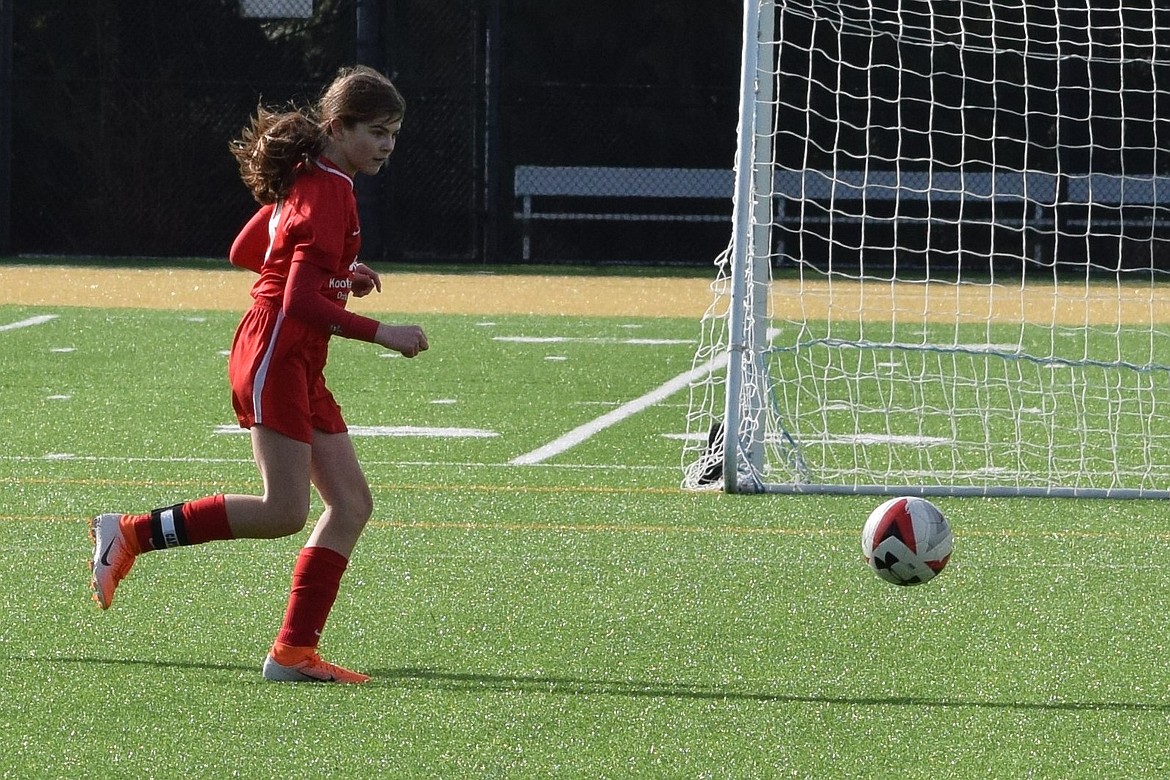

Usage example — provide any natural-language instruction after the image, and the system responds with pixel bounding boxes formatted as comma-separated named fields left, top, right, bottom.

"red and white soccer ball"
left=861, top=497, right=953, bottom=586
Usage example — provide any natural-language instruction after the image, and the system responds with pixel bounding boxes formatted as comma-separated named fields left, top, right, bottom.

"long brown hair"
left=230, top=66, right=406, bottom=204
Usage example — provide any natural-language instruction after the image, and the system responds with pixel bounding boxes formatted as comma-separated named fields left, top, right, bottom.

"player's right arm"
left=373, top=322, right=429, bottom=358
left=281, top=260, right=428, bottom=357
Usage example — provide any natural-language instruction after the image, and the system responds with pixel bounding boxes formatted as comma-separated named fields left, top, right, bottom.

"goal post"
left=683, top=0, right=1170, bottom=498
left=722, top=0, right=776, bottom=492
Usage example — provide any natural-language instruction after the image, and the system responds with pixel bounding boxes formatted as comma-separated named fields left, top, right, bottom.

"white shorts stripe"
left=252, top=309, right=285, bottom=426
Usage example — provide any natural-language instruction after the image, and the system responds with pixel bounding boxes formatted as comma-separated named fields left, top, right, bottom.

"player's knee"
left=262, top=494, right=311, bottom=537
left=269, top=512, right=310, bottom=537
left=356, top=486, right=374, bottom=524
left=331, top=487, right=374, bottom=529
left=351, top=491, right=376, bottom=526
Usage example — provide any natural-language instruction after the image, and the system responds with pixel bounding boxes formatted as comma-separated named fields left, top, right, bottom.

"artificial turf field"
left=3, top=275, right=1170, bottom=778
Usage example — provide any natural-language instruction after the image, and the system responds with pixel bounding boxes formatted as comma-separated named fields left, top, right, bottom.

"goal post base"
left=745, top=483, right=1170, bottom=501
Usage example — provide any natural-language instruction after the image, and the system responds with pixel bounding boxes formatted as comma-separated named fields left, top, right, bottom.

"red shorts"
left=228, top=301, right=346, bottom=444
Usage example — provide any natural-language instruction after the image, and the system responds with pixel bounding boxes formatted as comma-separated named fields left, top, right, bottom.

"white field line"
left=510, top=351, right=730, bottom=466
left=494, top=336, right=694, bottom=346
left=0, top=314, right=58, bottom=331
left=213, top=424, right=498, bottom=438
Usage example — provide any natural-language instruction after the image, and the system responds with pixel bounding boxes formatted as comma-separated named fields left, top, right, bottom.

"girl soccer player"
left=89, top=66, right=428, bottom=684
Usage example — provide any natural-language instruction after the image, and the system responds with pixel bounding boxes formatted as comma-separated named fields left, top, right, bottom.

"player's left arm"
left=283, top=259, right=380, bottom=342
left=283, top=261, right=425, bottom=357
left=228, top=204, right=275, bottom=273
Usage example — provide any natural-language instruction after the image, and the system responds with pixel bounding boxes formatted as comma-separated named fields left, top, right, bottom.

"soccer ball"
left=861, top=497, right=953, bottom=586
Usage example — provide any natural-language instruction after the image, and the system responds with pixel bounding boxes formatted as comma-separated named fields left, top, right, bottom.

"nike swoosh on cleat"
left=99, top=540, right=116, bottom=567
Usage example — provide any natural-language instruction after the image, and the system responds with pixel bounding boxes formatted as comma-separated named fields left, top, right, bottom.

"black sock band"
left=149, top=503, right=190, bottom=549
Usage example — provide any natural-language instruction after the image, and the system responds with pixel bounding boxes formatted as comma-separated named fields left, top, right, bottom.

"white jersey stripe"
left=313, top=158, right=354, bottom=189
left=262, top=200, right=282, bottom=267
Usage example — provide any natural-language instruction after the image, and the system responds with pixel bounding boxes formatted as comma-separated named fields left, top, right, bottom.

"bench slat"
left=513, top=211, right=729, bottom=223
left=514, top=166, right=734, bottom=198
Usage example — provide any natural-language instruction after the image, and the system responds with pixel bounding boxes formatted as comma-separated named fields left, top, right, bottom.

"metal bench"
left=513, top=165, right=1163, bottom=261
left=771, top=168, right=1058, bottom=211
left=513, top=166, right=735, bottom=260
left=1061, top=173, right=1170, bottom=232
left=770, top=169, right=1061, bottom=264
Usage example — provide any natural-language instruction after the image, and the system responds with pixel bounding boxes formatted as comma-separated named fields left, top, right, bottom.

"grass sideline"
left=4, top=303, right=1170, bottom=778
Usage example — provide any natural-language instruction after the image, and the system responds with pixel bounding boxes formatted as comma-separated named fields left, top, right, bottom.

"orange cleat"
left=261, top=643, right=371, bottom=684
left=89, top=513, right=136, bottom=610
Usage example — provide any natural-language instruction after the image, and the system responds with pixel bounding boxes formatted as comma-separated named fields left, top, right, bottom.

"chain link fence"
left=8, top=0, right=741, bottom=264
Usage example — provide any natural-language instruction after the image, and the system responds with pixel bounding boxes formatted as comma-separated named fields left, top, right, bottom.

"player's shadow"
left=21, top=655, right=1170, bottom=713
left=373, top=666, right=1170, bottom=714
left=15, top=654, right=258, bottom=676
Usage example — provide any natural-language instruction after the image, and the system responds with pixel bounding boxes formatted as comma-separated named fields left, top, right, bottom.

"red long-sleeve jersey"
left=230, top=158, right=378, bottom=342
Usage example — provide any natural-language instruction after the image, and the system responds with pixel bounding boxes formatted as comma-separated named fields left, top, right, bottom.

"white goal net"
left=683, top=0, right=1170, bottom=497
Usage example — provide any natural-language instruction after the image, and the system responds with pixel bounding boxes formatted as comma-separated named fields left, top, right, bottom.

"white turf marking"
left=663, top=431, right=951, bottom=446
left=213, top=424, right=498, bottom=439
left=1, top=314, right=58, bottom=332
left=824, top=433, right=952, bottom=446
left=899, top=342, right=1022, bottom=354
left=662, top=432, right=708, bottom=442
left=494, top=336, right=693, bottom=346
left=510, top=352, right=730, bottom=466
left=961, top=343, right=1022, bottom=353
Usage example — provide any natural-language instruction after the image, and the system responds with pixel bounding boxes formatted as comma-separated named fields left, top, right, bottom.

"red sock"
left=181, top=495, right=234, bottom=544
left=122, top=494, right=234, bottom=554
left=275, top=546, right=349, bottom=649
